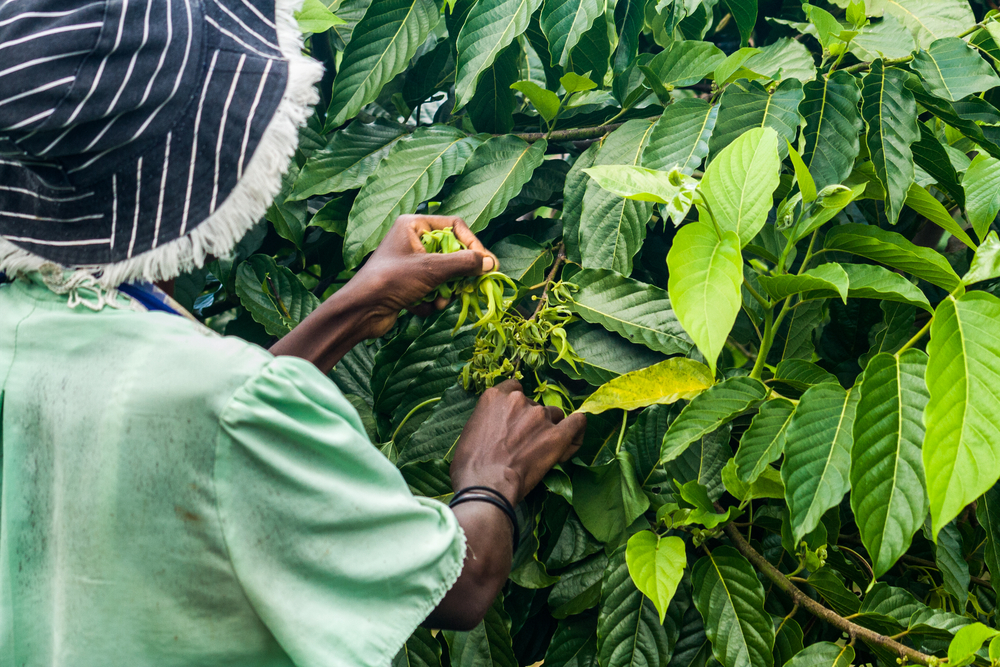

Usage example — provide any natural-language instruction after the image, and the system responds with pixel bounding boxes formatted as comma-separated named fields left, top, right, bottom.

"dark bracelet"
left=449, top=487, right=520, bottom=552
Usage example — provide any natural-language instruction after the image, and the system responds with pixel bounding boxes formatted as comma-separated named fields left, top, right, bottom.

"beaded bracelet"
left=449, top=486, right=520, bottom=552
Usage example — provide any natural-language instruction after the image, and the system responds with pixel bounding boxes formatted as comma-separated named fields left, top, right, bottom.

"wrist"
left=450, top=466, right=521, bottom=506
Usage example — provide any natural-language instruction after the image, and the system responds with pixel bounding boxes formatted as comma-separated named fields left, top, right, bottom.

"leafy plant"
left=180, top=0, right=1000, bottom=664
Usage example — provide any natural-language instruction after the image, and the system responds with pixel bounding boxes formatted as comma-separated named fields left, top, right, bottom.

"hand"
left=351, top=215, right=499, bottom=339
left=450, top=379, right=587, bottom=505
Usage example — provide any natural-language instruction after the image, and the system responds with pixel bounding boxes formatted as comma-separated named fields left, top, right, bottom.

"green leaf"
left=343, top=126, right=479, bottom=268
left=785, top=641, right=854, bottom=667
left=722, top=459, right=785, bottom=502
left=540, top=0, right=603, bottom=67
left=976, top=481, right=1000, bottom=595
left=567, top=14, right=611, bottom=83
left=806, top=569, right=860, bottom=616
left=392, top=628, right=442, bottom=667
left=787, top=142, right=817, bottom=203
left=328, top=0, right=372, bottom=49
left=671, top=606, right=714, bottom=667
left=296, top=0, right=346, bottom=33
left=455, top=0, right=542, bottom=109
left=692, top=545, right=774, bottom=667
left=860, top=302, right=917, bottom=368
left=773, top=359, right=839, bottom=390
left=824, top=223, right=963, bottom=292
left=642, top=98, right=719, bottom=175
left=948, top=622, right=999, bottom=667
left=932, top=519, right=971, bottom=603
left=904, top=183, right=977, bottom=250
left=964, top=153, right=1000, bottom=244
left=709, top=79, right=804, bottom=162
left=550, top=554, right=608, bottom=618
left=579, top=118, right=658, bottom=274
left=562, top=141, right=601, bottom=263
left=842, top=263, right=932, bottom=313
left=802, top=3, right=842, bottom=48
left=861, top=61, right=919, bottom=225
left=553, top=321, right=668, bottom=387
left=721, top=0, right=758, bottom=47
left=490, top=234, right=552, bottom=285
left=437, top=135, right=546, bottom=233
left=661, top=377, right=769, bottom=464
left=291, top=118, right=407, bottom=200
left=466, top=41, right=520, bottom=134
left=667, top=222, right=744, bottom=374
left=745, top=37, right=817, bottom=83
left=396, top=384, right=477, bottom=466
left=566, top=268, right=693, bottom=356
left=849, top=13, right=916, bottom=60
left=924, top=292, right=1000, bottom=537
left=772, top=617, right=804, bottom=667
left=235, top=255, right=320, bottom=337
left=562, top=71, right=597, bottom=93
left=544, top=615, right=599, bottom=667
left=884, top=0, right=975, bottom=49
left=326, top=0, right=440, bottom=128
left=964, top=230, right=1000, bottom=285
left=445, top=595, right=518, bottom=667
left=625, top=532, right=686, bottom=624
left=573, top=452, right=650, bottom=545
left=734, top=399, right=796, bottom=485
left=577, top=357, right=716, bottom=414
left=783, top=383, right=860, bottom=543
left=800, top=70, right=863, bottom=191
left=646, top=40, right=727, bottom=88
left=702, top=127, right=782, bottom=246
left=912, top=37, right=1000, bottom=102
left=758, top=263, right=850, bottom=303
left=599, top=547, right=674, bottom=667
left=907, top=78, right=1000, bottom=160
left=510, top=80, right=561, bottom=121
left=713, top=47, right=763, bottom=88
left=850, top=350, right=930, bottom=579
left=583, top=165, right=696, bottom=205
left=912, top=123, right=965, bottom=208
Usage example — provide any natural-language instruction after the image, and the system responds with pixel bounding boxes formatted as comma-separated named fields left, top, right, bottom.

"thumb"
left=555, top=412, right=587, bottom=447
left=427, top=249, right=491, bottom=280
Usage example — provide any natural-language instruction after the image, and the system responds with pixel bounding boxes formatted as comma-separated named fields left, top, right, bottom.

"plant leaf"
left=562, top=141, right=602, bottom=263
left=722, top=459, right=784, bottom=502
left=344, top=126, right=479, bottom=268
left=292, top=118, right=408, bottom=200
left=851, top=350, right=930, bottom=579
left=772, top=617, right=804, bottom=667
left=579, top=118, right=658, bottom=274
left=745, top=37, right=817, bottom=83
left=598, top=547, right=674, bottom=667
left=235, top=255, right=320, bottom=336
left=444, top=595, right=518, bottom=667
left=544, top=615, right=599, bottom=667
left=397, top=384, right=477, bottom=466
left=932, top=519, right=971, bottom=603
left=964, top=231, right=1000, bottom=285
left=573, top=452, right=650, bottom=544
left=438, top=135, right=547, bottom=232
left=540, top=0, right=604, bottom=67
left=625, top=531, right=686, bottom=624
left=661, top=377, right=769, bottom=464
left=466, top=41, right=520, bottom=133
left=709, top=79, right=804, bottom=161
left=785, top=641, right=854, bottom=667
left=904, top=182, right=977, bottom=250
left=577, top=357, right=716, bottom=414
left=924, top=292, right=1000, bottom=537
left=510, top=80, right=561, bottom=121
left=800, top=70, right=863, bottom=191
left=976, top=481, right=1000, bottom=595
left=326, top=0, right=440, bottom=128
left=643, top=98, right=719, bottom=175
left=454, top=0, right=542, bottom=109
left=565, top=269, right=694, bottom=356
left=860, top=60, right=919, bottom=225
left=758, top=263, right=850, bottom=303
left=392, top=627, right=442, bottom=667
left=490, top=234, right=552, bottom=285
left=552, top=321, right=668, bottom=387
left=911, top=37, right=1000, bottom=102
left=783, top=383, right=859, bottom=543
left=735, top=399, right=796, bottom=485
left=824, top=223, right=963, bottom=292
left=912, top=123, right=965, bottom=207
left=721, top=0, right=758, bottom=47
left=646, top=40, right=726, bottom=88
left=692, top=545, right=775, bottom=667
left=964, top=153, right=1000, bottom=244
left=702, top=127, right=782, bottom=246
left=883, top=0, right=975, bottom=49
left=550, top=554, right=608, bottom=618
left=842, top=263, right=932, bottom=313
left=948, top=623, right=1000, bottom=667
left=667, top=222, right=744, bottom=373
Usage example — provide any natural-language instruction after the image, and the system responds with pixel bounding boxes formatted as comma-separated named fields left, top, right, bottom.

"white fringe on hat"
left=0, top=0, right=323, bottom=289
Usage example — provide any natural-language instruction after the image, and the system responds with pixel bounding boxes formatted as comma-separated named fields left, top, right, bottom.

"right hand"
left=450, top=379, right=587, bottom=504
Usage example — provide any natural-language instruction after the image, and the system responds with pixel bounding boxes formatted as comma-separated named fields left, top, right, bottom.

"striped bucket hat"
left=0, top=0, right=322, bottom=286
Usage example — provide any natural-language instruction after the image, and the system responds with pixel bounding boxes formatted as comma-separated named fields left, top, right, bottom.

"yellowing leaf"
left=577, top=357, right=715, bottom=414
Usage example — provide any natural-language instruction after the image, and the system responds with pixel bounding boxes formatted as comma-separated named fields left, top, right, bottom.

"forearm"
left=269, top=279, right=376, bottom=373
left=422, top=502, right=512, bottom=631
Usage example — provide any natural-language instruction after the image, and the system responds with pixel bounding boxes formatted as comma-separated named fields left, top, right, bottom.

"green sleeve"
left=215, top=356, right=465, bottom=667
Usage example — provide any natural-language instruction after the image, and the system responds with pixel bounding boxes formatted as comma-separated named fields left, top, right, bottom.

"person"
left=0, top=1, right=586, bottom=665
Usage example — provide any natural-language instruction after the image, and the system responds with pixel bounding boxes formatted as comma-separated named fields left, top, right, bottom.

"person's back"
left=0, top=276, right=469, bottom=666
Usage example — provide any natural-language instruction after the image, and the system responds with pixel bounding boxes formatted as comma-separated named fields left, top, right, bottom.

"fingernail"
left=482, top=256, right=495, bottom=272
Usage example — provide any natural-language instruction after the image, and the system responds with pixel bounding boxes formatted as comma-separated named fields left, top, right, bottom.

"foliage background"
left=177, top=0, right=1000, bottom=665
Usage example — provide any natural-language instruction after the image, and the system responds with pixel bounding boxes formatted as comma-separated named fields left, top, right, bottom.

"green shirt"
left=0, top=275, right=465, bottom=667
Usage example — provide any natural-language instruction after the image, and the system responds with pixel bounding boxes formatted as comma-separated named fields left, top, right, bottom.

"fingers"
left=556, top=412, right=587, bottom=447
left=544, top=405, right=564, bottom=423
left=428, top=248, right=488, bottom=280
left=402, top=214, right=499, bottom=273
left=492, top=378, right=524, bottom=395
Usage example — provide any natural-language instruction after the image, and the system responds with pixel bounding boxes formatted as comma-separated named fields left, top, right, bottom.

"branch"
left=721, top=523, right=936, bottom=666
left=512, top=122, right=630, bottom=143
left=529, top=245, right=567, bottom=321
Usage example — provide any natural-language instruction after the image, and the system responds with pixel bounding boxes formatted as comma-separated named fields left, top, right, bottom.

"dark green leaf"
left=445, top=595, right=518, bottom=667
left=911, top=37, right=999, bottom=102
left=599, top=547, right=675, bottom=667
left=392, top=628, right=442, bottom=667
left=643, top=98, right=719, bottom=175
left=800, top=70, right=862, bottom=191
left=235, top=255, right=320, bottom=336
left=466, top=41, right=520, bottom=133
left=554, top=320, right=668, bottom=387
left=709, top=79, right=804, bottom=161
left=734, top=399, right=795, bottom=485
left=573, top=451, right=650, bottom=544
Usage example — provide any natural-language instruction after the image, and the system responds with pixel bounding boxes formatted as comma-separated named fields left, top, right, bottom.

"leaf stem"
left=743, top=279, right=771, bottom=310
left=843, top=54, right=914, bottom=74
left=614, top=409, right=628, bottom=455
left=391, top=396, right=443, bottom=443
left=529, top=245, right=567, bottom=321
left=721, top=522, right=937, bottom=666
left=750, top=308, right=774, bottom=380
left=896, top=319, right=933, bottom=355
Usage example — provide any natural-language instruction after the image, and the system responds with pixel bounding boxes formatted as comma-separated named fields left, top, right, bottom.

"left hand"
left=351, top=215, right=499, bottom=339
